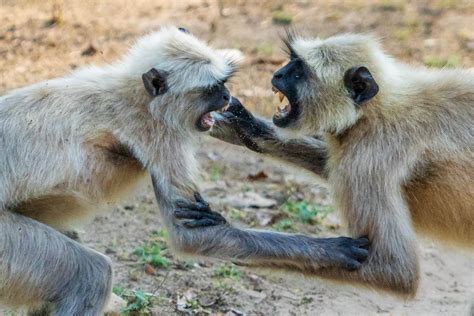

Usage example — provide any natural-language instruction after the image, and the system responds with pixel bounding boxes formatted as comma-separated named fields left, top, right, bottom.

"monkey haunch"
left=211, top=33, right=474, bottom=297
left=0, top=27, right=368, bottom=315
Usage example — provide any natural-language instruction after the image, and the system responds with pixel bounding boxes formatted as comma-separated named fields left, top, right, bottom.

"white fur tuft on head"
left=285, top=33, right=391, bottom=82
left=122, top=26, right=243, bottom=92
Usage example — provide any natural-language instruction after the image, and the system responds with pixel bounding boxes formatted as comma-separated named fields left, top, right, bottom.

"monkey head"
left=126, top=26, right=241, bottom=133
left=271, top=33, right=381, bottom=135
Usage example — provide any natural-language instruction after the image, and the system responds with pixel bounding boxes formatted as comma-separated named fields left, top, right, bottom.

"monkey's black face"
left=196, top=83, right=231, bottom=132
left=271, top=58, right=308, bottom=128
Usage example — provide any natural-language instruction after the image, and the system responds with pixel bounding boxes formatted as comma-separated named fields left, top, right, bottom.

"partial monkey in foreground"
left=210, top=32, right=474, bottom=297
left=0, top=27, right=368, bottom=315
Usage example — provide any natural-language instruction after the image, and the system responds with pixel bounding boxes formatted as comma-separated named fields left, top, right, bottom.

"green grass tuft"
left=424, top=55, right=460, bottom=68
left=113, top=286, right=155, bottom=314
left=272, top=10, right=293, bottom=25
left=213, top=263, right=242, bottom=279
left=133, top=242, right=170, bottom=268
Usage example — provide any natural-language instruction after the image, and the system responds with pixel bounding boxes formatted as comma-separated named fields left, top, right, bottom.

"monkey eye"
left=295, top=74, right=301, bottom=79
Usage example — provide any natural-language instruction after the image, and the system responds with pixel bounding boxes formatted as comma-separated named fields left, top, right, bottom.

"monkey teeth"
left=278, top=92, right=285, bottom=103
left=272, top=88, right=290, bottom=116
left=219, top=104, right=230, bottom=112
left=272, top=89, right=287, bottom=104
left=213, top=104, right=231, bottom=114
left=274, top=103, right=291, bottom=116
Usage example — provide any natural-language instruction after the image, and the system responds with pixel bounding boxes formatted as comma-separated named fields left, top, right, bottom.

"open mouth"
left=197, top=102, right=231, bottom=132
left=271, top=86, right=299, bottom=128
left=272, top=86, right=291, bottom=119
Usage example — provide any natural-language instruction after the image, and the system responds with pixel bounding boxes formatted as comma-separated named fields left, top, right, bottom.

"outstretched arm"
left=151, top=173, right=369, bottom=273
left=210, top=98, right=328, bottom=178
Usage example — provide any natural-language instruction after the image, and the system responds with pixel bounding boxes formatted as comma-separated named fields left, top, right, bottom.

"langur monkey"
left=0, top=27, right=368, bottom=315
left=211, top=32, right=474, bottom=297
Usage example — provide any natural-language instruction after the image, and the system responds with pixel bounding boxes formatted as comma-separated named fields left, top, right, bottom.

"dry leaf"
left=81, top=44, right=98, bottom=56
left=144, top=263, right=157, bottom=276
left=247, top=170, right=268, bottom=181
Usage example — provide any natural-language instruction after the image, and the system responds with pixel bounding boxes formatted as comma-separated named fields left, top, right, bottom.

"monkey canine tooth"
left=278, top=91, right=285, bottom=103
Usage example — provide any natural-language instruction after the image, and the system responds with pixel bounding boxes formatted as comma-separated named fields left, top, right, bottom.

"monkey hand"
left=210, top=97, right=275, bottom=153
left=173, top=192, right=228, bottom=228
left=314, top=236, right=370, bottom=271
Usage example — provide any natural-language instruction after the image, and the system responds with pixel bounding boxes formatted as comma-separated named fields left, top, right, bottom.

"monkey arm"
left=150, top=173, right=369, bottom=273
left=210, top=98, right=328, bottom=178
left=314, top=167, right=420, bottom=297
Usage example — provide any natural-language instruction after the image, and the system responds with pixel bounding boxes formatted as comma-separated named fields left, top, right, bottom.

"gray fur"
left=0, top=26, right=238, bottom=314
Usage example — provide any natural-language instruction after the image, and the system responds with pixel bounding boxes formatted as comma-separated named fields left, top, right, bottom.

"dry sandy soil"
left=0, top=0, right=473, bottom=315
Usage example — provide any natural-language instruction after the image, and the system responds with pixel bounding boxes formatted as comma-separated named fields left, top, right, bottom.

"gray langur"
left=0, top=27, right=368, bottom=315
left=211, top=32, right=473, bottom=297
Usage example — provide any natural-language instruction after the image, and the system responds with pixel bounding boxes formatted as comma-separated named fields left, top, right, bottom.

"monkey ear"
left=343, top=66, right=379, bottom=105
left=142, top=68, right=168, bottom=97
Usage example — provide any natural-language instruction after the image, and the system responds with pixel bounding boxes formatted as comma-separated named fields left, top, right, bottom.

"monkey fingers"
left=318, top=236, right=370, bottom=270
left=227, top=98, right=273, bottom=138
left=174, top=196, right=227, bottom=228
left=220, top=100, right=274, bottom=153
left=225, top=96, right=255, bottom=122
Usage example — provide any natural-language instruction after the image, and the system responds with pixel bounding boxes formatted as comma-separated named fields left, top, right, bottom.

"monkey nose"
left=273, top=73, right=283, bottom=79
left=223, top=92, right=230, bottom=102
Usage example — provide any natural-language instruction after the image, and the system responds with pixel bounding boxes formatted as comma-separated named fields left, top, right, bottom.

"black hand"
left=174, top=193, right=227, bottom=228
left=224, top=97, right=274, bottom=153
left=320, top=236, right=370, bottom=270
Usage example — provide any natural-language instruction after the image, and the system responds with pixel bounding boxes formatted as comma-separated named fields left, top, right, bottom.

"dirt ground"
left=0, top=0, right=473, bottom=315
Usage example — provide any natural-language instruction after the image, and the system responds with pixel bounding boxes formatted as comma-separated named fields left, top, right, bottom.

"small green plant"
left=151, top=228, right=168, bottom=239
left=274, top=218, right=295, bottom=232
left=213, top=263, right=241, bottom=279
left=424, top=55, right=460, bottom=68
left=209, top=165, right=222, bottom=181
left=185, top=298, right=202, bottom=311
left=380, top=0, right=406, bottom=11
left=242, top=185, right=252, bottom=192
left=182, top=260, right=196, bottom=269
left=133, top=242, right=169, bottom=268
left=272, top=10, right=293, bottom=25
left=299, top=296, right=314, bottom=305
left=113, top=287, right=154, bottom=314
left=229, top=207, right=247, bottom=221
left=281, top=199, right=333, bottom=225
left=282, top=200, right=316, bottom=224
left=112, top=285, right=126, bottom=297
left=214, top=280, right=237, bottom=294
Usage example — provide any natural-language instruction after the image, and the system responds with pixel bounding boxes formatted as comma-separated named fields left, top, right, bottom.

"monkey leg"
left=311, top=238, right=420, bottom=298
left=0, top=211, right=112, bottom=316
